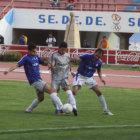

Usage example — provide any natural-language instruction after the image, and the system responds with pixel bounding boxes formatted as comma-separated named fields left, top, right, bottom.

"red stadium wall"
left=0, top=45, right=140, bottom=65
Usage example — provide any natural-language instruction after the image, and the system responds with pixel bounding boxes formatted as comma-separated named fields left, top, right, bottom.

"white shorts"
left=32, top=80, right=46, bottom=94
left=73, top=73, right=98, bottom=89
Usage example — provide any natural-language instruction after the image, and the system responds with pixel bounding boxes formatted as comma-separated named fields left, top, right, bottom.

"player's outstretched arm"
left=73, top=55, right=81, bottom=61
left=97, top=70, right=106, bottom=85
left=4, top=64, right=19, bottom=75
left=42, top=60, right=51, bottom=67
left=47, top=63, right=56, bottom=71
left=71, top=71, right=76, bottom=77
left=69, top=61, right=75, bottom=77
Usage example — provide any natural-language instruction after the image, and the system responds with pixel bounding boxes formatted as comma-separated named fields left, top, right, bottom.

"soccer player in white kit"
left=72, top=48, right=113, bottom=115
left=49, top=42, right=77, bottom=116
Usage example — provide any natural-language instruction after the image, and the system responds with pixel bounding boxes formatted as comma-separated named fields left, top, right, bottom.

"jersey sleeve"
left=79, top=54, right=89, bottom=60
left=17, top=55, right=27, bottom=67
left=97, top=60, right=102, bottom=72
left=53, top=37, right=56, bottom=42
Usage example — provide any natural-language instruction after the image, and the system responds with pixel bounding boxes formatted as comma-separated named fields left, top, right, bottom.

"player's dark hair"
left=59, top=41, right=67, bottom=48
left=28, top=43, right=36, bottom=51
left=95, top=48, right=104, bottom=55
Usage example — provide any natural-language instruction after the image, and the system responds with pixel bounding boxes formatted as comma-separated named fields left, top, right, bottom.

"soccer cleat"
left=24, top=110, right=33, bottom=113
left=103, top=109, right=114, bottom=115
left=55, top=109, right=60, bottom=115
left=55, top=109, right=64, bottom=115
left=73, top=108, right=78, bottom=116
left=60, top=109, right=64, bottom=113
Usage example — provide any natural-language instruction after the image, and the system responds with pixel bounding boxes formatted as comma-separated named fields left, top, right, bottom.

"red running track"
left=0, top=62, right=140, bottom=89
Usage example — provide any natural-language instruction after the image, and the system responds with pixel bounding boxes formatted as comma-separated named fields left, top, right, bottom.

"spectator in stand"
left=19, top=35, right=25, bottom=45
left=0, top=35, right=4, bottom=44
left=46, top=32, right=56, bottom=47
left=81, top=40, right=91, bottom=48
left=23, top=34, right=28, bottom=45
left=69, top=0, right=75, bottom=6
left=50, top=0, right=59, bottom=7
left=65, top=0, right=75, bottom=10
left=68, top=0, right=75, bottom=3
left=97, top=36, right=110, bottom=49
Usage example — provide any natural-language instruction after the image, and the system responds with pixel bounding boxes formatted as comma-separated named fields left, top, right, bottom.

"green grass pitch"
left=0, top=80, right=140, bottom=140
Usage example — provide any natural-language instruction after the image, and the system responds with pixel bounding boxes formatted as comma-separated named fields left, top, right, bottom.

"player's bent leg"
left=38, top=92, right=44, bottom=102
left=92, top=85, right=107, bottom=110
left=44, top=84, right=63, bottom=111
left=25, top=93, right=44, bottom=113
left=92, top=85, right=114, bottom=115
left=92, top=85, right=102, bottom=96
left=25, top=98, right=40, bottom=113
left=50, top=92, right=63, bottom=114
left=44, top=84, right=54, bottom=94
left=65, top=87, right=78, bottom=116
left=51, top=81, right=64, bottom=115
left=72, top=85, right=79, bottom=95
left=46, top=84, right=63, bottom=113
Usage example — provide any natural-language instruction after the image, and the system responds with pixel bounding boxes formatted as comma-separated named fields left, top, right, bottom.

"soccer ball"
left=63, top=103, right=73, bottom=114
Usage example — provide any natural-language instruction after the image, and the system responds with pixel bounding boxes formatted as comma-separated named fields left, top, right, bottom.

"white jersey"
left=46, top=37, right=56, bottom=47
left=49, top=51, right=70, bottom=81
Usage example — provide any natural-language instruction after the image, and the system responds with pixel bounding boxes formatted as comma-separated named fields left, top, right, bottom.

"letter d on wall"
left=86, top=16, right=93, bottom=25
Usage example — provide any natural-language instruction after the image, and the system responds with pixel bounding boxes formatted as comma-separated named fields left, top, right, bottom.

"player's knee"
left=92, top=86, right=102, bottom=96
left=96, top=92, right=102, bottom=96
left=93, top=88, right=102, bottom=96
left=73, top=90, right=77, bottom=95
left=38, top=97, right=44, bottom=102
left=72, top=86, right=79, bottom=95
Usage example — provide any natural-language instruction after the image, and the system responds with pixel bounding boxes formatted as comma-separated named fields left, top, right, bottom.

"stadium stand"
left=0, top=0, right=140, bottom=19
left=0, top=0, right=12, bottom=19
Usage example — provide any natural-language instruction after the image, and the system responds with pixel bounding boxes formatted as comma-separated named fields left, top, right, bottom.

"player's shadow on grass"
left=1, top=109, right=75, bottom=117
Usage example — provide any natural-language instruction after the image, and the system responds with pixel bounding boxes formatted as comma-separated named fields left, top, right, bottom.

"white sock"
left=52, top=100, right=59, bottom=110
left=98, top=95, right=107, bottom=110
left=66, top=90, right=77, bottom=109
left=26, top=98, right=40, bottom=111
left=50, top=92, right=63, bottom=110
left=67, top=98, right=70, bottom=104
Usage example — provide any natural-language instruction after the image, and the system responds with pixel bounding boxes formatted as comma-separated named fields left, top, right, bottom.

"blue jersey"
left=77, top=54, right=102, bottom=77
left=19, top=37, right=25, bottom=45
left=17, top=54, right=44, bottom=85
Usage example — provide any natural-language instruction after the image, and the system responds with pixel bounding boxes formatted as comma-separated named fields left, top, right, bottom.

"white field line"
left=0, top=124, right=140, bottom=134
left=0, top=68, right=140, bottom=78
left=99, top=74, right=140, bottom=78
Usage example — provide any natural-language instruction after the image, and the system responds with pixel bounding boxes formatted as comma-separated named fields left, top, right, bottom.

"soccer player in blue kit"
left=72, top=48, right=113, bottom=115
left=4, top=44, right=63, bottom=113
